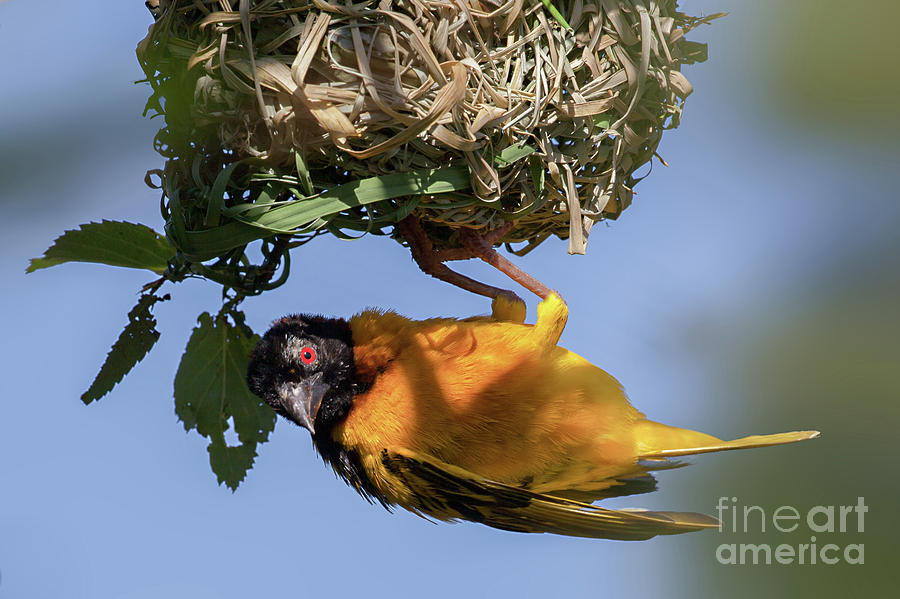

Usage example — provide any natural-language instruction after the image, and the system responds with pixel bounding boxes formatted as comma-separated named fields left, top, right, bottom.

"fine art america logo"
left=714, top=497, right=867, bottom=565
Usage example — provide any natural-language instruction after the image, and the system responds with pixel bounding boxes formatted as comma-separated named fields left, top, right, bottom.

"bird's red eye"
left=300, top=346, right=317, bottom=364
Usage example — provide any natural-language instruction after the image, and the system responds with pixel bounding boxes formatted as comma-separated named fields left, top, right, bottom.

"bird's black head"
left=247, top=315, right=356, bottom=436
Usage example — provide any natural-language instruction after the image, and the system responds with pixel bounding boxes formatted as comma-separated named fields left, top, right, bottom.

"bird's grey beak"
left=279, top=372, right=328, bottom=434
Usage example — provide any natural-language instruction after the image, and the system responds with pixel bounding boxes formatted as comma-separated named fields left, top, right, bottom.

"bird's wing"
left=381, top=447, right=718, bottom=540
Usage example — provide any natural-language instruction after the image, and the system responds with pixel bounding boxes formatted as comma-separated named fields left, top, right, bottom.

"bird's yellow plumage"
left=335, top=295, right=815, bottom=514
left=247, top=294, right=818, bottom=539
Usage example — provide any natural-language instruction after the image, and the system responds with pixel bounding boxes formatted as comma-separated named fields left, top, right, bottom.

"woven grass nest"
left=138, top=0, right=717, bottom=264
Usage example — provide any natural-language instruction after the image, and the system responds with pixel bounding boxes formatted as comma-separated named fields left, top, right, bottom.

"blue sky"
left=2, top=1, right=897, bottom=597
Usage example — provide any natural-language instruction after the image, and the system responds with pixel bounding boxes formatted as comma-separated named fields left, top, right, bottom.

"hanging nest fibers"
left=138, top=0, right=719, bottom=288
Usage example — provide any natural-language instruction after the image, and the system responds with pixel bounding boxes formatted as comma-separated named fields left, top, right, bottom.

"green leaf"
left=208, top=437, right=258, bottom=491
left=27, top=220, right=175, bottom=274
left=226, top=165, right=472, bottom=232
left=174, top=312, right=275, bottom=489
left=529, top=154, right=546, bottom=199
left=171, top=165, right=472, bottom=260
left=592, top=114, right=611, bottom=129
left=82, top=294, right=165, bottom=404
left=493, top=144, right=536, bottom=168
left=540, top=0, right=573, bottom=31
left=204, top=162, right=242, bottom=228
left=293, top=151, right=314, bottom=196
left=165, top=219, right=267, bottom=263
left=678, top=40, right=709, bottom=64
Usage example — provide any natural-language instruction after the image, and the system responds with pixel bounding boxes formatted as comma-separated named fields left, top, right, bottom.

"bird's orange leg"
left=458, top=227, right=555, bottom=300
left=396, top=215, right=556, bottom=304
left=395, top=216, right=524, bottom=304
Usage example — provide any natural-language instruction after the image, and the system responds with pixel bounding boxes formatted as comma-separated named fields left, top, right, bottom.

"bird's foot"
left=395, top=215, right=524, bottom=304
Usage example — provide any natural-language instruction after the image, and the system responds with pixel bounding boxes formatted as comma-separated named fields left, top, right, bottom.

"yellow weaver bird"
left=247, top=294, right=819, bottom=540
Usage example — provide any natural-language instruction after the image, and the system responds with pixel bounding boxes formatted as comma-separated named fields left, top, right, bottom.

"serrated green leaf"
left=82, top=294, right=164, bottom=404
left=208, top=436, right=258, bottom=491
left=174, top=312, right=275, bottom=489
left=27, top=220, right=175, bottom=274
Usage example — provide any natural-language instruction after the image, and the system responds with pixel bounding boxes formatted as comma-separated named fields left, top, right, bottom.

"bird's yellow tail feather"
left=635, top=420, right=820, bottom=459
